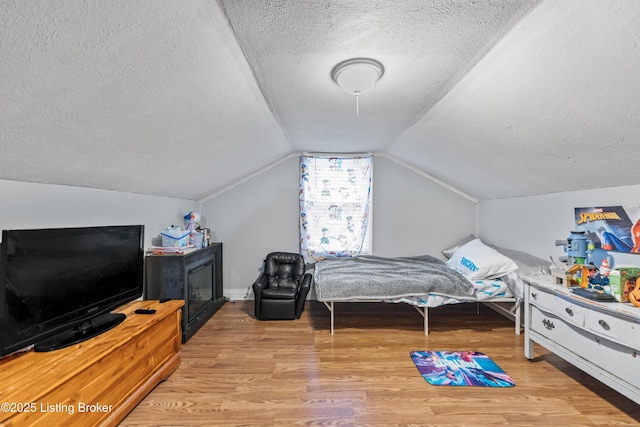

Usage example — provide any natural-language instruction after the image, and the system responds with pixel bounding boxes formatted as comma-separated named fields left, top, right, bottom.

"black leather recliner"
left=253, top=252, right=311, bottom=320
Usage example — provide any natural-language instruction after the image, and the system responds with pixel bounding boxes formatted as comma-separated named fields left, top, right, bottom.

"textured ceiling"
left=1, top=0, right=639, bottom=201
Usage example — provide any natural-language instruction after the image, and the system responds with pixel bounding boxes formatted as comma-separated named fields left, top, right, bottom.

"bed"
left=314, top=237, right=550, bottom=335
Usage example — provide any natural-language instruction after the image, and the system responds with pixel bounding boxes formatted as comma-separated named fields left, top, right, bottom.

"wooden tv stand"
left=0, top=299, right=184, bottom=427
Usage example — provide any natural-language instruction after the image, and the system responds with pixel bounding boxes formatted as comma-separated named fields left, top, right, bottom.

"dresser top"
left=523, top=274, right=640, bottom=322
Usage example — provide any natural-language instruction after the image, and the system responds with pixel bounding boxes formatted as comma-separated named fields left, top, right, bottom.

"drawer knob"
left=543, top=318, right=555, bottom=330
left=531, top=292, right=538, bottom=300
left=565, top=307, right=574, bottom=316
left=598, top=319, right=610, bottom=330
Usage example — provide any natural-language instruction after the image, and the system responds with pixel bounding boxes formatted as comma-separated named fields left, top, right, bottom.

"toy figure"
left=184, top=211, right=204, bottom=248
left=184, top=211, right=201, bottom=231
left=556, top=231, right=592, bottom=264
left=600, top=257, right=612, bottom=276
left=588, top=271, right=609, bottom=290
left=556, top=231, right=593, bottom=288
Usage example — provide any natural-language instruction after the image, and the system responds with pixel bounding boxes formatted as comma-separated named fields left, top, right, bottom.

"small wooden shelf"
left=0, top=299, right=184, bottom=427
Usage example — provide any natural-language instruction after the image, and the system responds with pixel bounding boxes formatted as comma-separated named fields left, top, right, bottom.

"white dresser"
left=524, top=275, right=640, bottom=405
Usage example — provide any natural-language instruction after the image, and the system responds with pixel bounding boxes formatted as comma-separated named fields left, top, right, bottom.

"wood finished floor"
left=120, top=301, right=640, bottom=426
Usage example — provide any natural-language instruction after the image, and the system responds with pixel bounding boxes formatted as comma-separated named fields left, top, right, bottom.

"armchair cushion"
left=262, top=287, right=297, bottom=300
left=265, top=252, right=306, bottom=290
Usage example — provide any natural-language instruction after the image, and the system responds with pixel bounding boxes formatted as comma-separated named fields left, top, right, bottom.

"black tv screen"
left=0, top=225, right=144, bottom=356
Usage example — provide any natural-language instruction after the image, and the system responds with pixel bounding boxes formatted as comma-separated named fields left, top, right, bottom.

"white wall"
left=372, top=156, right=477, bottom=257
left=199, top=155, right=300, bottom=300
left=0, top=179, right=198, bottom=248
left=200, top=154, right=478, bottom=300
left=7, top=168, right=638, bottom=303
left=478, top=184, right=640, bottom=266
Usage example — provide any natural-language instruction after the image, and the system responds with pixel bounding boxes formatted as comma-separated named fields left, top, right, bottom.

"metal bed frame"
left=321, top=298, right=521, bottom=335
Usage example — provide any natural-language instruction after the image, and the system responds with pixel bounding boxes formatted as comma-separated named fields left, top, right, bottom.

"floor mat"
left=410, top=350, right=515, bottom=387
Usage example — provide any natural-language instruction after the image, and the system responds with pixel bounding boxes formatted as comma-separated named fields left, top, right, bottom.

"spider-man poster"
left=575, top=206, right=640, bottom=254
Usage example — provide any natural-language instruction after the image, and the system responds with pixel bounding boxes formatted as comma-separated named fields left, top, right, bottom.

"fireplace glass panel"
left=187, top=261, right=214, bottom=323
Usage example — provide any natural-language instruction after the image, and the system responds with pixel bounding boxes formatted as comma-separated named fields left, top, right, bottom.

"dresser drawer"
left=554, top=295, right=586, bottom=326
left=588, top=333, right=640, bottom=389
left=586, top=309, right=640, bottom=351
left=528, top=286, right=557, bottom=311
left=529, top=288, right=585, bottom=326
left=531, top=306, right=640, bottom=389
left=530, top=306, right=587, bottom=350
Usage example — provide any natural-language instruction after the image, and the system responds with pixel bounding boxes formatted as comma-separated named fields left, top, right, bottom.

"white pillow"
left=446, top=238, right=518, bottom=280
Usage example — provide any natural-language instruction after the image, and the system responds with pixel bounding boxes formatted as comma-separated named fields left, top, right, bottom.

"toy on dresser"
left=609, top=266, right=640, bottom=304
left=553, top=231, right=622, bottom=301
left=553, top=231, right=596, bottom=288
left=552, top=230, right=640, bottom=304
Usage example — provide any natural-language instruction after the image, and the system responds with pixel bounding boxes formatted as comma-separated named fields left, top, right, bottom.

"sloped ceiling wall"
left=1, top=1, right=639, bottom=201
left=389, top=1, right=640, bottom=200
left=1, top=0, right=290, bottom=199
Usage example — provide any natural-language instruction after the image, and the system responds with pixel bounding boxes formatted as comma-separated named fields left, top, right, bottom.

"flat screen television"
left=0, top=225, right=144, bottom=357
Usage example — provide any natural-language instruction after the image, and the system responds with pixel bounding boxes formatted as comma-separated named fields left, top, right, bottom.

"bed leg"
left=322, top=301, right=335, bottom=335
left=514, top=301, right=522, bottom=335
left=330, top=301, right=334, bottom=335
left=414, top=305, right=429, bottom=335
left=424, top=306, right=429, bottom=336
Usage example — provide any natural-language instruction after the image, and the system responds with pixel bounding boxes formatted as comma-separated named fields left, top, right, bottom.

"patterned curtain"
left=299, top=155, right=372, bottom=263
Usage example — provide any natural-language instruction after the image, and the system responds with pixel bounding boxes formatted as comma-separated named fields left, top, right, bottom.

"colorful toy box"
left=608, top=266, right=640, bottom=302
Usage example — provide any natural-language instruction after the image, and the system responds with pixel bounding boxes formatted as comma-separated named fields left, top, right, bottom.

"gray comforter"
left=314, top=255, right=475, bottom=301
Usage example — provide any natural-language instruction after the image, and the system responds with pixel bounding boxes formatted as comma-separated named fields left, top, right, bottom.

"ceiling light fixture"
left=331, top=58, right=384, bottom=116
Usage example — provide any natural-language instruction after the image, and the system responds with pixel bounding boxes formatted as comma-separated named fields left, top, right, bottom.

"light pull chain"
left=355, top=91, right=360, bottom=116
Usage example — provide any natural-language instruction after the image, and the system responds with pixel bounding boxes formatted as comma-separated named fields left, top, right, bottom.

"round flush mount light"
left=331, top=57, right=384, bottom=95
left=331, top=58, right=384, bottom=115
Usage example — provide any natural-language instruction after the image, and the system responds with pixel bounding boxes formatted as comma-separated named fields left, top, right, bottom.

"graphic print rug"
left=410, top=351, right=515, bottom=387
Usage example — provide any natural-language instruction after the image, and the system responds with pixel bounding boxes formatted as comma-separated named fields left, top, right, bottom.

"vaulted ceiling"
left=2, top=1, right=639, bottom=201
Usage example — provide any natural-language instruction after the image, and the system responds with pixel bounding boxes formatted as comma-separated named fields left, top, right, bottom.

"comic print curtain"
left=299, top=155, right=372, bottom=263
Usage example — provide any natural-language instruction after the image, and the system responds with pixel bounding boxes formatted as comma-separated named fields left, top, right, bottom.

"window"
left=299, top=155, right=372, bottom=263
